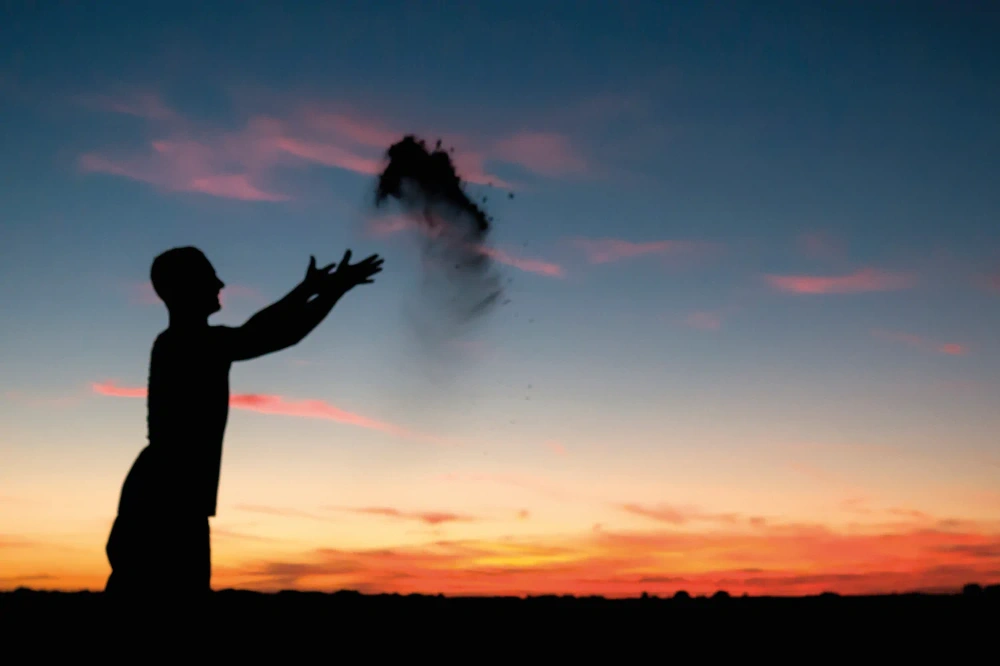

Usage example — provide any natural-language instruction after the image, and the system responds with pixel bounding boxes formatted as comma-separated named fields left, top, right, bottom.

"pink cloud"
left=872, top=330, right=968, bottom=356
left=476, top=246, right=565, bottom=278
left=684, top=311, right=723, bottom=331
left=365, top=214, right=565, bottom=278
left=450, top=150, right=513, bottom=188
left=188, top=173, right=289, bottom=201
left=78, top=94, right=523, bottom=200
left=91, top=382, right=146, bottom=398
left=938, top=343, right=968, bottom=356
left=490, top=132, right=587, bottom=177
left=299, top=108, right=402, bottom=148
left=91, top=381, right=440, bottom=443
left=570, top=238, right=706, bottom=265
left=79, top=140, right=290, bottom=202
left=765, top=268, right=916, bottom=294
left=271, top=136, right=383, bottom=174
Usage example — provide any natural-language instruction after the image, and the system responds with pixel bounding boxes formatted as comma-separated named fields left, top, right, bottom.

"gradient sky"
left=2, top=2, right=1000, bottom=596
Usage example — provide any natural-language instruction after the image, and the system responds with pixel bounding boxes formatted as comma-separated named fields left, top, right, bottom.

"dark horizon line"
left=4, top=582, right=997, bottom=600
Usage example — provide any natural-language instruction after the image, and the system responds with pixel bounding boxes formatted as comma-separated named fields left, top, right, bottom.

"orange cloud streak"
left=205, top=517, right=1000, bottom=597
left=343, top=507, right=477, bottom=525
left=765, top=269, right=916, bottom=294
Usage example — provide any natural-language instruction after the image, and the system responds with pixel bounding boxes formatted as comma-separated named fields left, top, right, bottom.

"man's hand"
left=326, top=249, right=384, bottom=293
left=226, top=250, right=384, bottom=362
left=303, top=256, right=338, bottom=296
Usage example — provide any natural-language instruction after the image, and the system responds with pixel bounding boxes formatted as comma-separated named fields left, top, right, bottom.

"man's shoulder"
left=151, top=328, right=171, bottom=350
left=153, top=326, right=237, bottom=354
left=209, top=324, right=239, bottom=342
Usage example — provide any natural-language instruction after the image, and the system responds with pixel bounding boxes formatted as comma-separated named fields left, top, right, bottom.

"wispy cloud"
left=79, top=143, right=291, bottom=202
left=91, top=381, right=441, bottom=443
left=76, top=90, right=591, bottom=202
left=765, top=268, right=916, bottom=294
left=871, top=329, right=968, bottom=356
left=211, top=527, right=283, bottom=543
left=683, top=311, right=723, bottom=331
left=337, top=507, right=477, bottom=525
left=569, top=238, right=709, bottom=265
left=209, top=514, right=1000, bottom=597
left=366, top=214, right=565, bottom=278
left=490, top=132, right=588, bottom=177
left=476, top=246, right=565, bottom=278
left=619, top=503, right=744, bottom=526
left=91, top=382, right=146, bottom=398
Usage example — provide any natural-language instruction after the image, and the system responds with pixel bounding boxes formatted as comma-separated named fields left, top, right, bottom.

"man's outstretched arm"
left=224, top=251, right=383, bottom=361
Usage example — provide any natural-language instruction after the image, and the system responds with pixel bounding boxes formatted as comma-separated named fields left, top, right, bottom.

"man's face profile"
left=151, top=247, right=226, bottom=316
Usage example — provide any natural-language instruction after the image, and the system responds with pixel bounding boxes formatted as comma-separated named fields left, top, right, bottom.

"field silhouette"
left=3, top=584, right=996, bottom=650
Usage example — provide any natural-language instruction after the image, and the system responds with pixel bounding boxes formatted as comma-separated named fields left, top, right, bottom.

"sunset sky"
left=2, top=2, right=1000, bottom=597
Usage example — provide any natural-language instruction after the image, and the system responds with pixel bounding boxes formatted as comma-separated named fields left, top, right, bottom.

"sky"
left=2, top=1, right=1000, bottom=597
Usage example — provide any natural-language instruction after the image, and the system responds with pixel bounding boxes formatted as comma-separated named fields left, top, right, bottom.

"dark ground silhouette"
left=2, top=586, right=997, bottom=651
left=104, top=246, right=382, bottom=602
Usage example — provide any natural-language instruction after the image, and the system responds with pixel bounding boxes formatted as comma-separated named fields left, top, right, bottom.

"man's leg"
left=104, top=515, right=141, bottom=597
left=162, top=516, right=212, bottom=596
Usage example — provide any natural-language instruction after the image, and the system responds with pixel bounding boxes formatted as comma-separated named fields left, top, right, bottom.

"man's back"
left=119, top=326, right=233, bottom=518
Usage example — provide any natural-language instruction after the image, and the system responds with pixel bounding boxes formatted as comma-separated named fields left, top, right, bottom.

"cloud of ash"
left=372, top=135, right=508, bottom=349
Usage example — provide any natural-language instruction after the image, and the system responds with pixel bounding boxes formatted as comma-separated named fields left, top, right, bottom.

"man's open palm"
left=331, top=250, right=383, bottom=291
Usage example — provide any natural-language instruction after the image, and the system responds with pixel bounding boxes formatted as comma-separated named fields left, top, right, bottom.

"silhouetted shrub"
left=673, top=590, right=691, bottom=600
left=712, top=590, right=731, bottom=600
left=962, top=583, right=983, bottom=596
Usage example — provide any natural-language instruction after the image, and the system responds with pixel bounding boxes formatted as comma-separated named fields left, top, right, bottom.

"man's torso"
left=125, top=326, right=233, bottom=517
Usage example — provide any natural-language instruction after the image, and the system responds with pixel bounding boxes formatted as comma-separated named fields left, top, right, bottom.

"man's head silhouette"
left=150, top=246, right=225, bottom=318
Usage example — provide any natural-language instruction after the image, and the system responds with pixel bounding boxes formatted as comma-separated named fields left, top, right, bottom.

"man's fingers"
left=321, top=262, right=336, bottom=273
left=309, top=256, right=317, bottom=270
